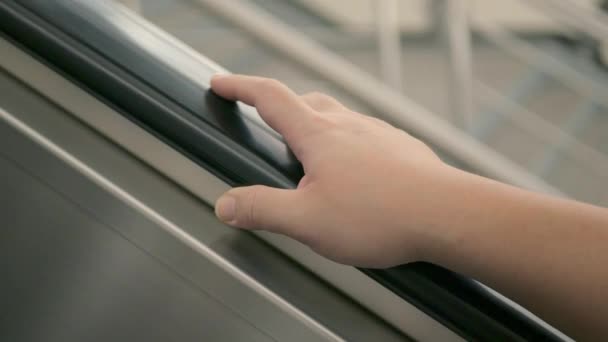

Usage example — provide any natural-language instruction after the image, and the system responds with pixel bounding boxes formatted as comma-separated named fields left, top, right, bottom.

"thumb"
left=215, top=185, right=301, bottom=234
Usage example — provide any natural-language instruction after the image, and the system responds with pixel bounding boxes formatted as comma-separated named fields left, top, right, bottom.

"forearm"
left=424, top=166, right=608, bottom=340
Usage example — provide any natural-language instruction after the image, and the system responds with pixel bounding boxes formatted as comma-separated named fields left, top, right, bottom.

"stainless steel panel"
left=0, top=156, right=272, bottom=342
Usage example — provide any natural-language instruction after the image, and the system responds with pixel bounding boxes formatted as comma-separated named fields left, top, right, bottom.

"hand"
left=211, top=74, right=608, bottom=339
left=212, top=74, right=455, bottom=268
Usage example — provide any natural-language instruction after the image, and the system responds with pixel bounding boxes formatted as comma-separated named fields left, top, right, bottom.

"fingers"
left=215, top=185, right=304, bottom=236
left=211, top=74, right=314, bottom=141
left=300, top=92, right=345, bottom=112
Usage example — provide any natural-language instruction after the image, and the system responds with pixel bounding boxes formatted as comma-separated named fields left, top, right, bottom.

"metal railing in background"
left=469, top=18, right=608, bottom=181
left=473, top=20, right=608, bottom=109
left=194, top=0, right=560, bottom=195
left=439, top=0, right=608, bottom=126
left=442, top=0, right=474, bottom=130
left=474, top=81, right=608, bottom=179
left=418, top=0, right=608, bottom=205
left=367, top=0, right=608, bottom=161
left=532, top=0, right=608, bottom=43
left=375, top=0, right=474, bottom=130
left=118, top=0, right=140, bottom=12
left=370, top=0, right=607, bottom=159
left=375, top=0, right=403, bottom=92
left=464, top=1, right=608, bottom=203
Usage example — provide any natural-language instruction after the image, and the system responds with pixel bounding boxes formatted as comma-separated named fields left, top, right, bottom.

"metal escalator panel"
left=0, top=0, right=568, bottom=341
left=0, top=154, right=274, bottom=342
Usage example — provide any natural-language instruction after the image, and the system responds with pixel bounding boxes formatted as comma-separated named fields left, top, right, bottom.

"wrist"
left=414, top=165, right=490, bottom=265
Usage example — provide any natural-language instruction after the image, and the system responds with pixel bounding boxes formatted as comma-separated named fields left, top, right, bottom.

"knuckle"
left=308, top=91, right=333, bottom=102
left=300, top=226, right=322, bottom=250
left=258, top=78, right=284, bottom=93
left=304, top=92, right=341, bottom=108
left=366, top=115, right=390, bottom=126
left=310, top=113, right=338, bottom=130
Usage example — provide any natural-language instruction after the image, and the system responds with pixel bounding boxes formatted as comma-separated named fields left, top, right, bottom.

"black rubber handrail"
left=0, top=1, right=565, bottom=340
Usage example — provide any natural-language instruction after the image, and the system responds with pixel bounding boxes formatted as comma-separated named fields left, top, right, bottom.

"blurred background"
left=120, top=0, right=608, bottom=206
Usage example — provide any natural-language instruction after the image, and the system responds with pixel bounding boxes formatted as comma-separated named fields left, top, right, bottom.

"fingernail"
left=215, top=195, right=236, bottom=223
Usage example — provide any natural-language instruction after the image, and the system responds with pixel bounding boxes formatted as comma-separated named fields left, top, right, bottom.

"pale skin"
left=211, top=74, right=608, bottom=340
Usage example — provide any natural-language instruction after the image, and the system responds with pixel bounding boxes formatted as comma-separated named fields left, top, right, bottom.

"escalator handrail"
left=0, top=1, right=566, bottom=340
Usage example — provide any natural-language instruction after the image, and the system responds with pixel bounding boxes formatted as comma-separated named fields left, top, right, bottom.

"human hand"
left=212, top=74, right=456, bottom=268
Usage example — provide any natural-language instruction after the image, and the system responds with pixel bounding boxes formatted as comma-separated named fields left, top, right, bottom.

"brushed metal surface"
left=0, top=156, right=273, bottom=342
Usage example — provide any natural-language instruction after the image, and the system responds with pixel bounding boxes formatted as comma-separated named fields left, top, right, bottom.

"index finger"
left=211, top=74, right=315, bottom=142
